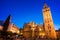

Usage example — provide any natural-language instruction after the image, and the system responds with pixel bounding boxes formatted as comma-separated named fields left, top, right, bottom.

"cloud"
left=54, top=24, right=60, bottom=30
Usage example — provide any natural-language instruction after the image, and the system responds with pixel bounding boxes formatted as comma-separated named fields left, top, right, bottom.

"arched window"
left=48, top=24, right=51, bottom=29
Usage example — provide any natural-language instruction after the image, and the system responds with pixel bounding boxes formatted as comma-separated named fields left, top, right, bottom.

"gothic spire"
left=3, top=15, right=11, bottom=31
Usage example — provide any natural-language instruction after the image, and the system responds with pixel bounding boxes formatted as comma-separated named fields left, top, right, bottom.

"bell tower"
left=42, top=3, right=56, bottom=38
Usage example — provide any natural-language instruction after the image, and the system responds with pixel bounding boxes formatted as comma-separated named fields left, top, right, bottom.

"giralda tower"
left=42, top=3, right=57, bottom=38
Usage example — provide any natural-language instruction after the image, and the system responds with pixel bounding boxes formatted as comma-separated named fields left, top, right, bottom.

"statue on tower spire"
left=43, top=3, right=48, bottom=8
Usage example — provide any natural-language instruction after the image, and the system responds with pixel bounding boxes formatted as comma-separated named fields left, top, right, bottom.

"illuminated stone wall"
left=56, top=30, right=60, bottom=38
left=36, top=25, right=45, bottom=38
left=23, top=23, right=32, bottom=38
left=7, top=23, right=20, bottom=34
left=23, top=22, right=45, bottom=38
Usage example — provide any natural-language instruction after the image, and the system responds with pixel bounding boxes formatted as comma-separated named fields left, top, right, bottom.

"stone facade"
left=23, top=22, right=45, bottom=38
left=56, top=29, right=60, bottom=38
left=7, top=23, right=20, bottom=34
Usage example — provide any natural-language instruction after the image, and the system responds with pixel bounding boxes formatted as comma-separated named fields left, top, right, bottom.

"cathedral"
left=22, top=3, right=57, bottom=39
left=0, top=3, right=60, bottom=39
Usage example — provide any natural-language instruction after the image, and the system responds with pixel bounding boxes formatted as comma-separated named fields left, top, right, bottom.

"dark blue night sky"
left=0, top=0, right=60, bottom=30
